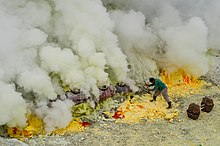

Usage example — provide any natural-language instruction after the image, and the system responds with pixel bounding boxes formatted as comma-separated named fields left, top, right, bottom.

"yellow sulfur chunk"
left=164, top=110, right=179, bottom=120
left=51, top=119, right=84, bottom=135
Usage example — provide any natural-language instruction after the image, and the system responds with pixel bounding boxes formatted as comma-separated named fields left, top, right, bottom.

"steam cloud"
left=106, top=0, right=210, bottom=76
left=0, top=0, right=219, bottom=131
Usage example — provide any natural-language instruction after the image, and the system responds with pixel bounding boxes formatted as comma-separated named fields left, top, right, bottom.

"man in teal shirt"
left=147, top=78, right=172, bottom=109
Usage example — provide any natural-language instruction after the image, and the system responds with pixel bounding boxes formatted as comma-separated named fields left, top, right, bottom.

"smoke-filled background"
left=0, top=0, right=219, bottom=132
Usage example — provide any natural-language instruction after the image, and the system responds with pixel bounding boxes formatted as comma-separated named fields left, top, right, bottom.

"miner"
left=146, top=77, right=172, bottom=109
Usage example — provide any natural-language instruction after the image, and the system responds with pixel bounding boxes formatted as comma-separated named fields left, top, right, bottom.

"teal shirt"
left=152, top=79, right=167, bottom=91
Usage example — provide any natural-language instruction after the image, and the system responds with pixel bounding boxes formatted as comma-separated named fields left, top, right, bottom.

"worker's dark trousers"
left=153, top=87, right=170, bottom=103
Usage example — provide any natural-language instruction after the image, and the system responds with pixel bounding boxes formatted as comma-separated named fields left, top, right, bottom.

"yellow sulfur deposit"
left=51, top=118, right=84, bottom=135
left=160, top=69, right=205, bottom=97
left=7, top=114, right=45, bottom=140
left=115, top=94, right=179, bottom=124
left=7, top=114, right=84, bottom=140
left=6, top=69, right=208, bottom=139
left=115, top=69, right=205, bottom=124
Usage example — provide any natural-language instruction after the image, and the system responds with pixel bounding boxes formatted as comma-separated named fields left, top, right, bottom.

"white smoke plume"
left=17, top=67, right=57, bottom=100
left=0, top=0, right=219, bottom=131
left=35, top=100, right=73, bottom=133
left=161, top=17, right=208, bottom=76
left=0, top=0, right=134, bottom=131
left=40, top=46, right=84, bottom=89
left=104, top=0, right=213, bottom=78
left=52, top=0, right=130, bottom=82
left=109, top=10, right=159, bottom=82
left=0, top=0, right=52, bottom=127
left=0, top=82, right=27, bottom=127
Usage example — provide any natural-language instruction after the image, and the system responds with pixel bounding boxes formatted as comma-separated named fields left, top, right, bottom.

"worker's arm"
left=142, top=87, right=151, bottom=94
left=148, top=82, right=158, bottom=91
left=147, top=83, right=154, bottom=87
left=148, top=86, right=156, bottom=91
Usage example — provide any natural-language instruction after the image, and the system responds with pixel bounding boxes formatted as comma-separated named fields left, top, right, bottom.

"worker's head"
left=149, top=77, right=155, bottom=83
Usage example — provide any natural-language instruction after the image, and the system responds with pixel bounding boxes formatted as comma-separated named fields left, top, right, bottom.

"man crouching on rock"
left=146, top=77, right=172, bottom=109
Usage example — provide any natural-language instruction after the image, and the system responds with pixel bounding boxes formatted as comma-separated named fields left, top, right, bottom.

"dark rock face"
left=0, top=126, right=7, bottom=137
left=48, top=91, right=90, bottom=107
left=201, top=97, right=214, bottom=113
left=115, top=83, right=132, bottom=94
left=187, top=103, right=200, bottom=120
left=66, top=91, right=90, bottom=104
left=99, top=85, right=115, bottom=100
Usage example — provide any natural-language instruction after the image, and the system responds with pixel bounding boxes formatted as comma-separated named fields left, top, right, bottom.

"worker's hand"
left=147, top=88, right=151, bottom=94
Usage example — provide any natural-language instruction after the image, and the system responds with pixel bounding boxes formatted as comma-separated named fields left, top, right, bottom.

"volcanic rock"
left=201, top=97, right=214, bottom=113
left=187, top=103, right=200, bottom=120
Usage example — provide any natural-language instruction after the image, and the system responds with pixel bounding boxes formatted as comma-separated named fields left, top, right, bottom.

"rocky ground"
left=205, top=54, right=220, bottom=85
left=1, top=55, right=220, bottom=146
left=23, top=88, right=220, bottom=146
